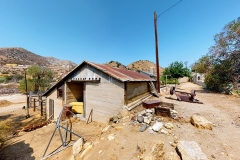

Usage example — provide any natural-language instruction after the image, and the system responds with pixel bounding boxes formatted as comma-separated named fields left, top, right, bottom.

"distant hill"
left=0, top=47, right=76, bottom=67
left=105, top=60, right=164, bottom=75
left=104, top=61, right=127, bottom=69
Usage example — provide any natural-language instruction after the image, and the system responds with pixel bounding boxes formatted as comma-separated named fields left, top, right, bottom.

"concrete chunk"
left=177, top=141, right=208, bottom=160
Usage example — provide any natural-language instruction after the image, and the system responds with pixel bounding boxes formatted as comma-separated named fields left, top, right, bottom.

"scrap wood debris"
left=13, top=120, right=51, bottom=135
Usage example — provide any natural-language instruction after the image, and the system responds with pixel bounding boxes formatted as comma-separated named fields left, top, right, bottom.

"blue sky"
left=0, top=1, right=239, bottom=68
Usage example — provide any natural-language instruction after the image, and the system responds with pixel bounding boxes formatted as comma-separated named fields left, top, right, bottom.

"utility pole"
left=154, top=11, right=160, bottom=93
left=25, top=69, right=30, bottom=118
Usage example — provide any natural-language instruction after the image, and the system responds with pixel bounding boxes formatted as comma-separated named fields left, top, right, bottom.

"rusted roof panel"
left=88, top=62, right=155, bottom=82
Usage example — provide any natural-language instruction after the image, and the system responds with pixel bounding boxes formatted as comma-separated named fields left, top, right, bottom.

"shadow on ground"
left=0, top=140, right=35, bottom=160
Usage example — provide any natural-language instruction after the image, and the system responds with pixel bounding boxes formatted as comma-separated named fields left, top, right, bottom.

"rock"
left=139, top=110, right=146, bottom=116
left=137, top=116, right=144, bottom=123
left=108, top=134, right=116, bottom=141
left=146, top=109, right=154, bottom=113
left=147, top=127, right=155, bottom=134
left=176, top=141, right=208, bottom=160
left=72, top=138, right=83, bottom=156
left=114, top=126, right=123, bottom=130
left=152, top=122, right=163, bottom=132
left=190, top=114, right=213, bottom=130
left=143, top=142, right=165, bottom=160
left=140, top=123, right=148, bottom=132
left=164, top=123, right=173, bottom=129
left=144, top=116, right=152, bottom=124
left=112, top=116, right=119, bottom=123
left=99, top=150, right=103, bottom=154
left=160, top=129, right=168, bottom=135
left=102, top=125, right=111, bottom=133
left=163, top=151, right=180, bottom=160
left=120, top=109, right=129, bottom=117
left=79, top=144, right=93, bottom=159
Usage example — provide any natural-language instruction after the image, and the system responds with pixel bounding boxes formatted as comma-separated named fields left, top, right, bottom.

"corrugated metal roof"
left=43, top=61, right=155, bottom=96
left=87, top=62, right=155, bottom=82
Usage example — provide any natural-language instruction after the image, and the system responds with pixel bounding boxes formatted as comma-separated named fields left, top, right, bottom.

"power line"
left=157, top=0, right=182, bottom=18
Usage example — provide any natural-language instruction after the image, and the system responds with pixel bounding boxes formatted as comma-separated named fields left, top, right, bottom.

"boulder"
left=176, top=141, right=208, bottom=160
left=72, top=138, right=83, bottom=156
left=190, top=114, right=213, bottom=130
left=163, top=151, right=180, bottom=160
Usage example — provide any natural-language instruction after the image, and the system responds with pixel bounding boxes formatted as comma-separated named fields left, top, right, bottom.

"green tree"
left=163, top=61, right=191, bottom=86
left=19, top=65, right=53, bottom=93
left=191, top=55, right=211, bottom=73
left=204, top=17, right=240, bottom=91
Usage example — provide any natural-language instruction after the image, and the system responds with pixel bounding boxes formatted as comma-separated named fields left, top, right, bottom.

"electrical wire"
left=157, top=0, right=182, bottom=18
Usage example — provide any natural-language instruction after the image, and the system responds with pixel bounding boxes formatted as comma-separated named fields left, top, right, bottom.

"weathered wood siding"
left=46, top=88, right=63, bottom=120
left=66, top=82, right=84, bottom=104
left=126, top=82, right=149, bottom=101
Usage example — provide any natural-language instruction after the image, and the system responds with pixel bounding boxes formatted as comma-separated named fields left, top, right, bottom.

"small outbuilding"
left=43, top=61, right=157, bottom=123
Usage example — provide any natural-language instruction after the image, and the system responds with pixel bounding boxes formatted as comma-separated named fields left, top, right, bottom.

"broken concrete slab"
left=190, top=114, right=213, bottom=130
left=176, top=141, right=208, bottom=160
left=72, top=138, right=83, bottom=156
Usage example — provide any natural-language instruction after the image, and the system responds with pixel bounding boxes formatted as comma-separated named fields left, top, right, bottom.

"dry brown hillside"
left=104, top=61, right=127, bottom=69
left=127, top=60, right=164, bottom=74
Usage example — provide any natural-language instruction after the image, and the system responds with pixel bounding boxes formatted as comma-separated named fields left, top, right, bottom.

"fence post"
left=33, top=98, right=36, bottom=112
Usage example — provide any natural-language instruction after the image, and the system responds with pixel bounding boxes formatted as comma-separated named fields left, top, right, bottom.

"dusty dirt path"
left=0, top=83, right=240, bottom=160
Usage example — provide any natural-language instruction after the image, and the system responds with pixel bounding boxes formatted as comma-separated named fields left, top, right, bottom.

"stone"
left=146, top=109, right=154, bottom=113
left=139, top=110, right=146, bottom=116
left=115, top=126, right=123, bottom=130
left=72, top=138, right=83, bottom=156
left=143, top=142, right=165, bottom=160
left=160, top=129, right=168, bottom=135
left=169, top=142, right=177, bottom=148
left=190, top=114, right=213, bottom=130
left=144, top=116, right=152, bottom=124
left=108, top=134, right=116, bottom=141
left=163, top=151, right=180, bottom=160
left=176, top=141, right=208, bottom=160
left=112, top=116, right=119, bottom=123
left=152, top=122, right=163, bottom=132
left=137, top=116, right=144, bottom=123
left=164, top=123, right=173, bottom=129
left=120, top=109, right=129, bottom=117
left=140, top=123, right=148, bottom=132
left=99, top=150, right=103, bottom=154
left=102, top=125, right=111, bottom=133
left=79, top=144, right=93, bottom=159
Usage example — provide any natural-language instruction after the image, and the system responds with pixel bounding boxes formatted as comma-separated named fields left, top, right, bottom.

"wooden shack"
left=43, top=61, right=157, bottom=123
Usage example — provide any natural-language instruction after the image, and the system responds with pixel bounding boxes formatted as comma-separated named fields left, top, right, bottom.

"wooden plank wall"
left=66, top=82, right=83, bottom=104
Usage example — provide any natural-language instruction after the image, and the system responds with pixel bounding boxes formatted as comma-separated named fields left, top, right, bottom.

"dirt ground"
left=0, top=82, right=240, bottom=160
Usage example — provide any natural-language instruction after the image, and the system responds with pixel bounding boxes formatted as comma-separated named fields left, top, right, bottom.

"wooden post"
left=33, top=98, right=36, bottom=112
left=41, top=100, right=43, bottom=116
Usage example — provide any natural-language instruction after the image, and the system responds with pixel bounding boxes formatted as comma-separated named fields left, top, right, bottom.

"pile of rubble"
left=129, top=107, right=178, bottom=133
